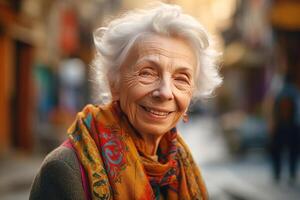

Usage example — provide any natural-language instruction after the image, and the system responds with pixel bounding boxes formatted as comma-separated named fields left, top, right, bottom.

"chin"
left=136, top=124, right=171, bottom=137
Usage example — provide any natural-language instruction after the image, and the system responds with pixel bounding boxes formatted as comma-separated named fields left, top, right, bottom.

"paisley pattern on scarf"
left=97, top=122, right=128, bottom=183
left=67, top=102, right=208, bottom=200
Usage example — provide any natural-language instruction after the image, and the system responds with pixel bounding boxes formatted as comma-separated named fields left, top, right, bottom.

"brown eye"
left=138, top=67, right=158, bottom=84
left=174, top=74, right=190, bottom=85
left=139, top=68, right=157, bottom=77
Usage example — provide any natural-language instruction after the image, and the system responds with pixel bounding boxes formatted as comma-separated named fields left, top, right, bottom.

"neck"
left=139, top=133, right=163, bottom=156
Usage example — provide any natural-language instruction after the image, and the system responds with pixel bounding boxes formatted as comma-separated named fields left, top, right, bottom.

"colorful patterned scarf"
left=67, top=102, right=208, bottom=200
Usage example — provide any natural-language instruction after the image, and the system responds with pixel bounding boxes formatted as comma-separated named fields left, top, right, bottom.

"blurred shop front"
left=0, top=0, right=35, bottom=155
left=0, top=0, right=121, bottom=156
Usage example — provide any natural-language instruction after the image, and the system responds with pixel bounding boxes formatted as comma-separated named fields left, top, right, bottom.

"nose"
left=154, top=76, right=174, bottom=101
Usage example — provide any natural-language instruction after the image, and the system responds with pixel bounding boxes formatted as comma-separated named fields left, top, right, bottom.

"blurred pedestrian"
left=271, top=74, right=300, bottom=184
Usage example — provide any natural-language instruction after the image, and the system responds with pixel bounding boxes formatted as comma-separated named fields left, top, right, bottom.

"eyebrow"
left=135, top=55, right=194, bottom=74
left=174, top=68, right=193, bottom=79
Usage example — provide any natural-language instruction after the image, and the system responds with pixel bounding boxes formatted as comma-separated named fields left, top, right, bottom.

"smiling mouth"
left=140, top=105, right=172, bottom=117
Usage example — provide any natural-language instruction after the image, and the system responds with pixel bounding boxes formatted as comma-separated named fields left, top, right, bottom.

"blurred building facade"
left=0, top=0, right=35, bottom=155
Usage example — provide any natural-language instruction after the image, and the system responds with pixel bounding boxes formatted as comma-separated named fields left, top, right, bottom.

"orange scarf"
left=67, top=102, right=208, bottom=200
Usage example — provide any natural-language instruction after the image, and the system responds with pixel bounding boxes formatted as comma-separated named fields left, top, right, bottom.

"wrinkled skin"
left=112, top=34, right=197, bottom=155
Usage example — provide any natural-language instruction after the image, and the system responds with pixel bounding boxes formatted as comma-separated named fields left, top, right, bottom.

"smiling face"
left=113, top=34, right=197, bottom=139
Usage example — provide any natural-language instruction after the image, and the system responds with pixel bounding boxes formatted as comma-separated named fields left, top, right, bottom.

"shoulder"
left=30, top=145, right=85, bottom=200
left=42, top=145, right=80, bottom=172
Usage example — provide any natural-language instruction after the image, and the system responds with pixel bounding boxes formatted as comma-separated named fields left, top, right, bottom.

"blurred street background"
left=0, top=0, right=300, bottom=199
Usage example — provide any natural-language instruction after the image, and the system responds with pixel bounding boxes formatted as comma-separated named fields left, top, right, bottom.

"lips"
left=140, top=105, right=173, bottom=117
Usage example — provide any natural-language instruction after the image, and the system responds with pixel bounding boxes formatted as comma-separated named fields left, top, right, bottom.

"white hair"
left=91, top=3, right=222, bottom=104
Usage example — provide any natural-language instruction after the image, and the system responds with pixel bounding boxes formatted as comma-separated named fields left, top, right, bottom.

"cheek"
left=174, top=89, right=193, bottom=112
left=119, top=75, right=153, bottom=109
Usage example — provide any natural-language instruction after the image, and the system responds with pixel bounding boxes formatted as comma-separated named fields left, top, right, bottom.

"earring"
left=183, top=113, right=189, bottom=123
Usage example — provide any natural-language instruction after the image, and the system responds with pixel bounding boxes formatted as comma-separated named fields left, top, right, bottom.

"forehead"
left=134, top=34, right=197, bottom=69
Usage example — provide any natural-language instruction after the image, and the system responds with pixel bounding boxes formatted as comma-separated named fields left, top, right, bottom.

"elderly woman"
left=30, top=3, right=222, bottom=200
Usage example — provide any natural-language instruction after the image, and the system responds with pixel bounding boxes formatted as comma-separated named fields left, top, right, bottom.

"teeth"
left=144, top=107, right=169, bottom=116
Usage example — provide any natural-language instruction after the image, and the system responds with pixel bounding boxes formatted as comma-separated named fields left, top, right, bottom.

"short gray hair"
left=91, top=3, right=222, bottom=104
